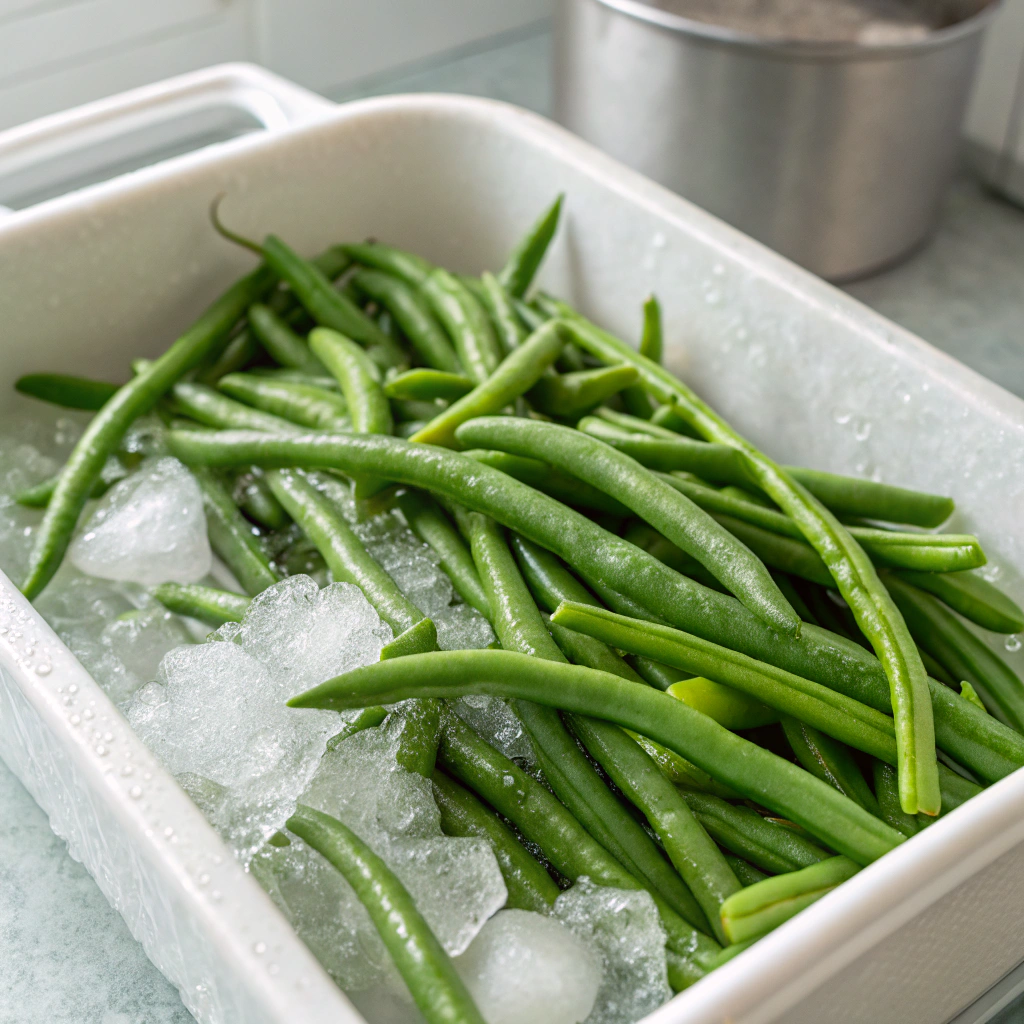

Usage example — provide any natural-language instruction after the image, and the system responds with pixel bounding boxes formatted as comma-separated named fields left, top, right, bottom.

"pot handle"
left=0, top=63, right=335, bottom=214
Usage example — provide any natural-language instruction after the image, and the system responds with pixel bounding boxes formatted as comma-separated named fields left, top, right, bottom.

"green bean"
left=651, top=402, right=703, bottom=438
left=512, top=297, right=546, bottom=332
left=247, top=302, right=320, bottom=370
left=553, top=601, right=900, bottom=764
left=570, top=715, right=741, bottom=943
left=247, top=367, right=340, bottom=390
left=547, top=616, right=644, bottom=681
left=431, top=768, right=558, bottom=912
left=555, top=307, right=940, bottom=817
left=171, top=382, right=303, bottom=434
left=920, top=647, right=956, bottom=686
left=668, top=677, right=777, bottom=731
left=712, top=514, right=836, bottom=586
left=163, top=429, right=1024, bottom=784
left=872, top=760, right=929, bottom=837
left=286, top=805, right=485, bottom=1024
left=384, top=370, right=475, bottom=403
left=676, top=791, right=831, bottom=874
left=151, top=582, right=250, bottom=626
left=15, top=373, right=120, bottom=411
left=437, top=714, right=719, bottom=973
left=727, top=856, right=768, bottom=886
left=498, top=195, right=563, bottom=298
left=325, top=706, right=390, bottom=752
left=421, top=269, right=502, bottom=383
left=628, top=655, right=688, bottom=691
left=640, top=295, right=663, bottom=363
left=15, top=470, right=109, bottom=508
left=20, top=263, right=275, bottom=600
left=463, top=449, right=631, bottom=516
left=597, top=407, right=688, bottom=440
left=457, top=416, right=800, bottom=636
left=218, top=373, right=349, bottom=431
left=396, top=490, right=490, bottom=616
left=961, top=681, right=987, bottom=713
left=720, top=856, right=860, bottom=944
left=479, top=272, right=529, bottom=354
left=411, top=323, right=567, bottom=447
left=192, top=467, right=279, bottom=596
left=233, top=469, right=291, bottom=529
left=343, top=242, right=433, bottom=287
left=623, top=520, right=732, bottom=594
left=781, top=718, right=880, bottom=816
left=527, top=365, right=640, bottom=420
left=353, top=269, right=461, bottom=372
left=895, top=570, right=1024, bottom=635
left=886, top=572, right=1024, bottom=734
left=392, top=398, right=443, bottom=424
left=309, top=327, right=392, bottom=498
left=290, top=650, right=904, bottom=864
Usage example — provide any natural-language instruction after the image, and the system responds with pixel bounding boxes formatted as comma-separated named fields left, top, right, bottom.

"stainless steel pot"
left=554, top=0, right=1000, bottom=280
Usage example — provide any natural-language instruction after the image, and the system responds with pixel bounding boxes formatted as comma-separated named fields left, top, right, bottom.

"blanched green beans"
left=479, top=272, right=528, bottom=354
left=217, top=373, right=348, bottom=431
left=15, top=373, right=120, bottom=411
left=895, top=569, right=1024, bottom=635
left=497, top=194, right=562, bottom=298
left=151, top=582, right=250, bottom=626
left=421, top=269, right=502, bottom=383
left=384, top=370, right=475, bottom=403
left=247, top=302, right=319, bottom=370
left=171, top=382, right=303, bottom=434
left=527, top=365, right=639, bottom=419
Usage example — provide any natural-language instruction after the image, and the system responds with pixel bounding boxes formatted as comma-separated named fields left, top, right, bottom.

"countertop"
left=2, top=20, right=1024, bottom=1024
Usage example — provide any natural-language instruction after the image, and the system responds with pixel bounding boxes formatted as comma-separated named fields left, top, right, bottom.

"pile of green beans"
left=15, top=192, right=1024, bottom=1021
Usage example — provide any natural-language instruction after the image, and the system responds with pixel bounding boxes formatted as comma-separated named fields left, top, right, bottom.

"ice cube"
left=70, top=456, right=211, bottom=586
left=455, top=909, right=602, bottom=1024
left=453, top=696, right=535, bottom=768
left=435, top=602, right=496, bottom=652
left=554, top=879, right=672, bottom=1024
left=95, top=607, right=192, bottom=702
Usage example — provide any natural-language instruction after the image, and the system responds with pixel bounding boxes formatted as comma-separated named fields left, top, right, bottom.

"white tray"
left=1, top=63, right=1024, bottom=1024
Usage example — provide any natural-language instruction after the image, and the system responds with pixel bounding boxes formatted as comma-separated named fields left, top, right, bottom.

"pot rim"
left=584, top=0, right=1002, bottom=59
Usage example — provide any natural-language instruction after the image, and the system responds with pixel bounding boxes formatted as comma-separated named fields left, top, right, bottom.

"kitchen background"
left=1, top=1, right=1023, bottom=1022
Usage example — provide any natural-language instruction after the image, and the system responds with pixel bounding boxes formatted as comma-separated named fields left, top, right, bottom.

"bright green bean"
left=15, top=470, right=109, bottom=508
left=343, top=242, right=433, bottom=287
left=727, top=856, right=768, bottom=886
left=498, top=195, right=563, bottom=298
left=895, top=570, right=1024, bottom=635
left=479, top=271, right=528, bottom=354
left=233, top=469, right=291, bottom=529
left=286, top=805, right=485, bottom=1024
left=555, top=306, right=940, bottom=817
left=21, top=263, right=275, bottom=600
left=171, top=382, right=303, bottom=434
left=962, top=681, right=987, bottom=712
left=411, top=323, right=567, bottom=447
left=247, top=367, right=340, bottom=390
left=431, top=768, right=558, bottom=912
left=720, top=856, right=860, bottom=944
left=640, top=295, right=663, bottom=363
left=457, top=416, right=800, bottom=636
left=15, top=373, right=120, bottom=411
left=247, top=302, right=320, bottom=369
left=217, top=373, right=349, bottom=431
left=353, top=269, right=461, bottom=372
left=290, top=650, right=905, bottom=865
left=527, top=365, right=640, bottom=419
left=421, top=269, right=502, bottom=383
left=163, top=428, right=1024, bottom=784
left=151, top=582, right=249, bottom=627
left=667, top=677, right=777, bottom=731
left=873, top=760, right=928, bottom=838
left=193, top=467, right=279, bottom=596
left=384, top=370, right=475, bottom=403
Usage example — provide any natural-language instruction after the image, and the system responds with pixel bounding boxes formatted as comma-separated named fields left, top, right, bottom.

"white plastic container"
left=1, top=63, right=1024, bottom=1024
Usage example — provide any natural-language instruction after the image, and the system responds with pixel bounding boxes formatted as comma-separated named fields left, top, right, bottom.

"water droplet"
left=68, top=684, right=78, bottom=694
left=211, top=890, right=222, bottom=902
left=1006, top=635, right=1021, bottom=653
left=35, top=663, right=52, bottom=676
left=902, top=393, right=911, bottom=404
left=95, top=745, right=108, bottom=756
left=854, top=420, right=872, bottom=442
left=981, top=564, right=1002, bottom=583
left=83, top=708, right=94, bottom=720
left=834, top=409, right=852, bottom=425
left=503, top=774, right=515, bottom=787
left=164, top=826, right=174, bottom=838
left=129, top=785, right=142, bottom=799
left=120, top=764, right=134, bottom=777
left=254, top=941, right=267, bottom=955
left=198, top=873, right=210, bottom=887
left=69, top=714, right=81, bottom=726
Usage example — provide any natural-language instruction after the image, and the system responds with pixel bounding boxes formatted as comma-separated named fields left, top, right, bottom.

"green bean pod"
left=872, top=760, right=928, bottom=838
left=247, top=367, right=340, bottom=390
left=151, top=582, right=250, bottom=627
left=343, top=242, right=433, bottom=287
left=411, top=322, right=567, bottom=447
left=886, top=572, right=1024, bottom=734
left=667, top=677, right=777, bottom=731
left=384, top=370, right=475, bottom=403
left=895, top=570, right=1024, bottom=635
left=218, top=373, right=349, bottom=431
left=286, top=805, right=485, bottom=1024
left=171, top=382, right=304, bottom=434
left=247, top=302, right=319, bottom=369
left=719, top=856, right=860, bottom=944
left=353, top=269, right=461, bottom=372
left=527, top=365, right=640, bottom=419
left=640, top=295, right=663, bottom=363
left=233, top=469, right=291, bottom=529
left=15, top=373, right=120, bottom=411
left=15, top=470, right=109, bottom=508
left=193, top=467, right=279, bottom=596
left=163, top=428, right=1024, bottom=784
left=570, top=714, right=741, bottom=944
left=21, top=263, right=276, bottom=600
left=498, top=195, right=563, bottom=298
left=457, top=416, right=800, bottom=636
left=479, top=271, right=529, bottom=354
left=431, top=768, right=558, bottom=912
left=421, top=269, right=503, bottom=383
left=290, top=650, right=905, bottom=865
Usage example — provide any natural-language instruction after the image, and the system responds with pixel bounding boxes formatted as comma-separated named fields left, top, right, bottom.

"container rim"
left=585, top=0, right=1002, bottom=58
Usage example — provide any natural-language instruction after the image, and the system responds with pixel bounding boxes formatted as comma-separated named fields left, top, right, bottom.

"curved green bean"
left=21, top=263, right=275, bottom=600
left=421, top=269, right=502, bottom=383
left=218, top=373, right=349, bottom=431
left=498, top=194, right=563, bottom=298
left=290, top=650, right=905, bottom=865
left=163, top=428, right=1024, bottom=784
left=353, top=269, right=461, bottom=372
left=431, top=768, right=558, bottom=912
left=384, top=370, right=475, bottom=403
left=151, top=582, right=250, bottom=627
left=247, top=302, right=319, bottom=369
left=527, top=365, right=639, bottom=419
left=411, top=323, right=567, bottom=448
left=286, top=805, right=485, bottom=1024
left=895, top=570, right=1024, bottom=635
left=456, top=416, right=800, bottom=636
left=171, top=382, right=303, bottom=434
left=15, top=373, right=120, bottom=411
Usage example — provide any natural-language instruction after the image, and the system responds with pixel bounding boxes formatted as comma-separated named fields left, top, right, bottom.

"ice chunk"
left=436, top=602, right=496, bottom=652
left=124, top=576, right=388, bottom=860
left=554, top=879, right=672, bottom=1024
left=455, top=909, right=601, bottom=1024
left=453, top=696, right=535, bottom=768
left=70, top=456, right=211, bottom=586
left=255, top=719, right=507, bottom=993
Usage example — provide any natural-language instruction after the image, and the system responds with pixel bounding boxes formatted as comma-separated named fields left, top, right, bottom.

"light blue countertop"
left=2, top=20, right=1023, bottom=1024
